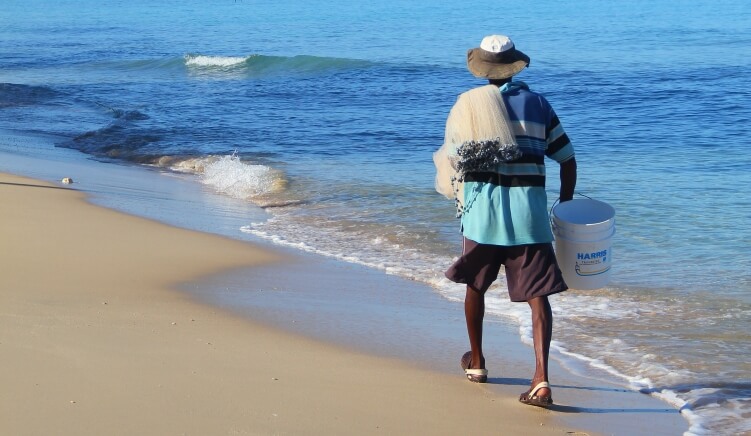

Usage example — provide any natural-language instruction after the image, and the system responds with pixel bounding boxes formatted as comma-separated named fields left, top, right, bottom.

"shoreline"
left=0, top=172, right=589, bottom=435
left=0, top=134, right=688, bottom=434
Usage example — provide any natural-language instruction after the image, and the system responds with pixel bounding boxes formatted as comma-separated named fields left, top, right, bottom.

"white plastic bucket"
left=551, top=198, right=615, bottom=290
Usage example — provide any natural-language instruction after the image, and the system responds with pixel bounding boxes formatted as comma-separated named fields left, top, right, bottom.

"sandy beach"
left=0, top=172, right=595, bottom=435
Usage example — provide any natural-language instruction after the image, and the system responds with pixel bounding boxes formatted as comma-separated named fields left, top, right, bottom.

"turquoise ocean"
left=1, top=1, right=749, bottom=434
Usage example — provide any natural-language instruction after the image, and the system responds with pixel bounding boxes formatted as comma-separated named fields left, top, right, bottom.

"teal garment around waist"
left=460, top=182, right=553, bottom=246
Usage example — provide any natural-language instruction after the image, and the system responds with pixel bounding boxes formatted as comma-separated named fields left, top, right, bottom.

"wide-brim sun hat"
left=467, top=35, right=530, bottom=79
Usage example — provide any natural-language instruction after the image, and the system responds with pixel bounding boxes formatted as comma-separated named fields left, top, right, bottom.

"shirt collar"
left=499, top=81, right=529, bottom=94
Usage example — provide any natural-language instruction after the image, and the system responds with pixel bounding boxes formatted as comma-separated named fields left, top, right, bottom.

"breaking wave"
left=183, top=53, right=374, bottom=77
left=199, top=154, right=286, bottom=199
left=184, top=54, right=250, bottom=68
left=150, top=154, right=289, bottom=204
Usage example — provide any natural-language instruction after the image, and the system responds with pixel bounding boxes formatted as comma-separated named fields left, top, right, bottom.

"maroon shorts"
left=445, top=238, right=567, bottom=302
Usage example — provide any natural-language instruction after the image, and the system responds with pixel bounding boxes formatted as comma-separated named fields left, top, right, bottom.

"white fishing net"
left=433, top=85, right=520, bottom=214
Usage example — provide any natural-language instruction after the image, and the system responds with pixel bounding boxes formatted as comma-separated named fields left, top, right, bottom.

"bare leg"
left=464, top=285, right=486, bottom=369
left=527, top=295, right=552, bottom=397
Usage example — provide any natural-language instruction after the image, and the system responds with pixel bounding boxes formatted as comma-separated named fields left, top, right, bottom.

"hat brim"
left=467, top=47, right=530, bottom=79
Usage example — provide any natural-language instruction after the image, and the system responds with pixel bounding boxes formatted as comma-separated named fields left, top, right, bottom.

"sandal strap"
left=529, top=381, right=550, bottom=396
left=464, top=368, right=488, bottom=376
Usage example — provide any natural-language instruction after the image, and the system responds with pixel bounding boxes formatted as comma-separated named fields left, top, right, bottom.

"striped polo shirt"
left=460, top=81, right=575, bottom=246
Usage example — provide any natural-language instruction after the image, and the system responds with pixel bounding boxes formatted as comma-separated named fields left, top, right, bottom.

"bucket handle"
left=549, top=192, right=595, bottom=235
left=549, top=192, right=594, bottom=213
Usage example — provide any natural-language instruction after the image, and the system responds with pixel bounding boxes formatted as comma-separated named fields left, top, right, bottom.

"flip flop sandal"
left=519, top=381, right=553, bottom=407
left=460, top=351, right=488, bottom=383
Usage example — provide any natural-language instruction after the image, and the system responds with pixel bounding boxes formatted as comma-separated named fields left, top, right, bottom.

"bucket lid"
left=552, top=198, right=615, bottom=225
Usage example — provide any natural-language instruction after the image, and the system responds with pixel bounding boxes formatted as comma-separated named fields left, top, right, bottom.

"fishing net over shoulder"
left=433, top=84, right=520, bottom=215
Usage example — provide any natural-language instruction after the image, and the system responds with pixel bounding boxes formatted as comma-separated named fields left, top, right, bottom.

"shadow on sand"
left=489, top=377, right=679, bottom=414
left=0, top=181, right=71, bottom=190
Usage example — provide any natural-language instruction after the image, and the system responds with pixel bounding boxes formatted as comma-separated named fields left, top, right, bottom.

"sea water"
left=1, top=0, right=750, bottom=434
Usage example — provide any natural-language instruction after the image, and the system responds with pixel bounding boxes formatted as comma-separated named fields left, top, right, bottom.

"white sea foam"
left=184, top=54, right=250, bottom=68
left=200, top=154, right=284, bottom=200
left=151, top=154, right=286, bottom=201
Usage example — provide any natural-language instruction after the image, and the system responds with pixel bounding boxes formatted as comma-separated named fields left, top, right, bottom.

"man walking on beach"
left=434, top=35, right=577, bottom=407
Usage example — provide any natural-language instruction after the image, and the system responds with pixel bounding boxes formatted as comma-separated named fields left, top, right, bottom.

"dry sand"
left=0, top=173, right=588, bottom=435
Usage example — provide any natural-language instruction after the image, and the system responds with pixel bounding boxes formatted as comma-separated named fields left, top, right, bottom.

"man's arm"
left=559, top=157, right=577, bottom=202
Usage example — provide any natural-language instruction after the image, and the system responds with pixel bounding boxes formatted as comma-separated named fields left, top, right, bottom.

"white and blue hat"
left=467, top=35, right=530, bottom=79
